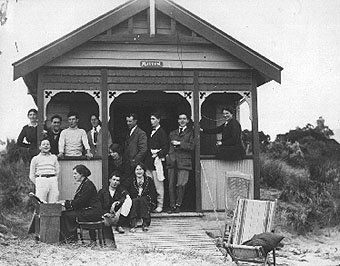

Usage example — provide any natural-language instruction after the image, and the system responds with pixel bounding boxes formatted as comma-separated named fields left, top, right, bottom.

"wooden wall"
left=41, top=68, right=101, bottom=90
left=46, top=42, right=250, bottom=70
left=58, top=159, right=102, bottom=200
left=200, top=159, right=253, bottom=211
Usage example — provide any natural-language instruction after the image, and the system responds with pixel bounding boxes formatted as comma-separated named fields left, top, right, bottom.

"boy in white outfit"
left=29, top=139, right=59, bottom=203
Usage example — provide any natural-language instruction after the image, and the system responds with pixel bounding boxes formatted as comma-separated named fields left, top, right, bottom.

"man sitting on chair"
left=98, top=171, right=132, bottom=234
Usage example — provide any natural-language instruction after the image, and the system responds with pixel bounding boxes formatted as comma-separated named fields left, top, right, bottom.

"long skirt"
left=59, top=208, right=113, bottom=242
left=129, top=197, right=151, bottom=227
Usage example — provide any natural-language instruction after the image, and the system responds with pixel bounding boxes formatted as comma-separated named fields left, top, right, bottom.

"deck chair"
left=223, top=198, right=277, bottom=266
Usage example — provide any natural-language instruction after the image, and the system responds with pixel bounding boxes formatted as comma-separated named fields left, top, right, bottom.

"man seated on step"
left=98, top=171, right=132, bottom=234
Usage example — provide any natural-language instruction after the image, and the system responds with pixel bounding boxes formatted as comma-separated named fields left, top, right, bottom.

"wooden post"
left=37, top=71, right=44, bottom=147
left=251, top=73, right=260, bottom=199
left=193, top=71, right=202, bottom=211
left=101, top=69, right=109, bottom=189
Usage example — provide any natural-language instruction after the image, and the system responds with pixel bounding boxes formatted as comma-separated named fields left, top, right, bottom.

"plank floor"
left=114, top=217, right=224, bottom=263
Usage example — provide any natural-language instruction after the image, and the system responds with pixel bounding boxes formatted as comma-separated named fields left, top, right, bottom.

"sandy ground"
left=0, top=212, right=339, bottom=266
left=277, top=226, right=340, bottom=266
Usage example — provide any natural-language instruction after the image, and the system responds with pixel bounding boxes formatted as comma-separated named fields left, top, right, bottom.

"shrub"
left=260, top=154, right=309, bottom=189
left=0, top=140, right=33, bottom=211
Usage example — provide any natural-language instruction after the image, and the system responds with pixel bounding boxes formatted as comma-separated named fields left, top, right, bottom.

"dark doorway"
left=109, top=90, right=196, bottom=211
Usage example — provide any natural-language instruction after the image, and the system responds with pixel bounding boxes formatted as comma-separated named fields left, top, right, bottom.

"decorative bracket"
left=43, top=89, right=102, bottom=120
left=164, top=91, right=194, bottom=118
left=107, top=90, right=137, bottom=118
left=198, top=91, right=252, bottom=121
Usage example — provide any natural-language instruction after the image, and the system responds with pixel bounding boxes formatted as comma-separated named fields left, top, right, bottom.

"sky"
left=1, top=0, right=340, bottom=143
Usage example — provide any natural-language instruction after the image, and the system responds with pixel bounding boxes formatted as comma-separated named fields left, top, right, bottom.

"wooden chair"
left=76, top=219, right=106, bottom=247
left=223, top=198, right=277, bottom=266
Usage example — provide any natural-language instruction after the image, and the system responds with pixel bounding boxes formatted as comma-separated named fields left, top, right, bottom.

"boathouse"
left=13, top=0, right=282, bottom=211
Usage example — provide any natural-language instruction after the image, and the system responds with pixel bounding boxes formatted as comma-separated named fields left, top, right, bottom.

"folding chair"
left=223, top=199, right=278, bottom=266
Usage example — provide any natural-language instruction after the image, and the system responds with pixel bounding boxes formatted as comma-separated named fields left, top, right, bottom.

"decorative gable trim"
left=13, top=0, right=148, bottom=80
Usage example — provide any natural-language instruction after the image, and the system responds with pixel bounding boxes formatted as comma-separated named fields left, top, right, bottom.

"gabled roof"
left=13, top=0, right=282, bottom=83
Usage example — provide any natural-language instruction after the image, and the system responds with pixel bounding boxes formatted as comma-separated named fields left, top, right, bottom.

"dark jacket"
left=128, top=175, right=157, bottom=209
left=202, top=118, right=245, bottom=160
left=124, top=126, right=147, bottom=169
left=46, top=128, right=63, bottom=155
left=97, top=186, right=128, bottom=213
left=17, top=125, right=38, bottom=157
left=145, top=127, right=169, bottom=170
left=65, top=177, right=102, bottom=211
left=166, top=127, right=194, bottom=170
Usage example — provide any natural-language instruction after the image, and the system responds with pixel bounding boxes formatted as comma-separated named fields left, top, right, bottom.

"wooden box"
left=35, top=204, right=62, bottom=244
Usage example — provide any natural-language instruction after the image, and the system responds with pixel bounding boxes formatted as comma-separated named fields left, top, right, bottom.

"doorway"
left=109, top=90, right=196, bottom=211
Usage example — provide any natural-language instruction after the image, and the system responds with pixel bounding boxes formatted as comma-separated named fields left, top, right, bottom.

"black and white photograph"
left=0, top=0, right=340, bottom=265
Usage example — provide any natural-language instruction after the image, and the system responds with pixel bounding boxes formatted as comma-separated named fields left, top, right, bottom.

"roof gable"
left=13, top=0, right=282, bottom=83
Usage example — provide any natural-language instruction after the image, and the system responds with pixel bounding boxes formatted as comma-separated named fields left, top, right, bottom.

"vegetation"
left=258, top=118, right=340, bottom=234
left=0, top=139, right=34, bottom=237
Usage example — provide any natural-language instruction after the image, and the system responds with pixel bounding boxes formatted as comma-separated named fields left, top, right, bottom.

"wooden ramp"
left=114, top=217, right=224, bottom=263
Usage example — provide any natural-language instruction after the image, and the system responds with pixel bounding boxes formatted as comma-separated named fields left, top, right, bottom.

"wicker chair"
left=225, top=171, right=253, bottom=211
left=223, top=198, right=277, bottom=265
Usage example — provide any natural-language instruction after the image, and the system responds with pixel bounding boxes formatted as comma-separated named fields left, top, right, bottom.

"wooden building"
left=13, top=0, right=282, bottom=211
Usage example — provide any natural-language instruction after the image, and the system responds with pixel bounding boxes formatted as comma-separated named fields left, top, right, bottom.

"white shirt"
left=151, top=125, right=160, bottom=137
left=179, top=126, right=187, bottom=133
left=91, top=125, right=101, bottom=145
left=130, top=125, right=137, bottom=136
left=109, top=188, right=116, bottom=198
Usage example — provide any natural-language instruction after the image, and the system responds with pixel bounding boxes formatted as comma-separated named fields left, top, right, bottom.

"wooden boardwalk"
left=114, top=217, right=224, bottom=263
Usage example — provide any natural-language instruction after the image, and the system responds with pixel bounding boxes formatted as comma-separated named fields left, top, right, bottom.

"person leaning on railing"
left=58, top=111, right=93, bottom=159
left=201, top=107, right=245, bottom=161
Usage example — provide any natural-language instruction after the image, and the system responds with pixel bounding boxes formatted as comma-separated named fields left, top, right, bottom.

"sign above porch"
left=140, top=60, right=163, bottom=68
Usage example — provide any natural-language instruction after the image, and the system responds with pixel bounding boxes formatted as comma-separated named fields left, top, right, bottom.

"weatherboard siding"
left=200, top=158, right=254, bottom=211
left=46, top=42, right=250, bottom=70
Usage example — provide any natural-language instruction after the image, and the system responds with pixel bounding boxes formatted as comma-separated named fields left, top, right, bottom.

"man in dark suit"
left=123, top=113, right=147, bottom=186
left=166, top=113, right=194, bottom=213
left=201, top=107, right=245, bottom=160
left=45, top=115, right=63, bottom=155
left=145, top=113, right=169, bottom=213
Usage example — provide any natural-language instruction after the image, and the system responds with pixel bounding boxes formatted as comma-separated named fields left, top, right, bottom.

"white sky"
left=1, top=0, right=340, bottom=142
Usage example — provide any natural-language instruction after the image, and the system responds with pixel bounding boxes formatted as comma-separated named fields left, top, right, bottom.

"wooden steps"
left=114, top=217, right=224, bottom=263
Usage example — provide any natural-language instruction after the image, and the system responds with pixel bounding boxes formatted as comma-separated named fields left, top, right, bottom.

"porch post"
left=101, top=69, right=109, bottom=189
left=193, top=71, right=202, bottom=211
left=251, top=73, right=260, bottom=199
left=37, top=71, right=44, bottom=146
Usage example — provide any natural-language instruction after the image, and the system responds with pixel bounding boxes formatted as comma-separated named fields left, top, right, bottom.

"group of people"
left=21, top=106, right=245, bottom=242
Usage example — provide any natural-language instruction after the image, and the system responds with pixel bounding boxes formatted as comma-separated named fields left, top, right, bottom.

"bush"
left=261, top=151, right=340, bottom=233
left=0, top=139, right=33, bottom=211
left=260, top=154, right=309, bottom=189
